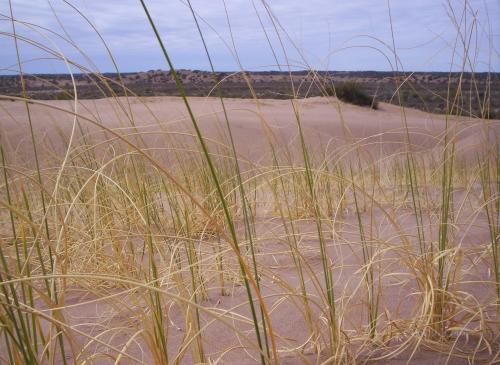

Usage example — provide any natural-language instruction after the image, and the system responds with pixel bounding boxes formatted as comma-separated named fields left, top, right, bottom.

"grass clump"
left=326, top=81, right=378, bottom=109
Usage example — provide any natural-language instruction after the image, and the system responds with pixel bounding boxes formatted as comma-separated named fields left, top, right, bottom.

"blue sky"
left=0, top=0, right=498, bottom=74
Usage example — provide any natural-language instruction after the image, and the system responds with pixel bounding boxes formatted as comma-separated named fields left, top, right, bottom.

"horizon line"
left=0, top=69, right=498, bottom=76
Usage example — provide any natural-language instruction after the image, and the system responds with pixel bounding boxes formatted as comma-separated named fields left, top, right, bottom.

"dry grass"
left=0, top=0, right=498, bottom=364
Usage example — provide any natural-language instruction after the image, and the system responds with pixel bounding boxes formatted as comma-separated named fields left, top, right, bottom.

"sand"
left=2, top=96, right=492, bottom=153
left=0, top=96, right=498, bottom=364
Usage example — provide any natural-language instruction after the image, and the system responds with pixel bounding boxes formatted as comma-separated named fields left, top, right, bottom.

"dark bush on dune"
left=54, top=91, right=74, bottom=100
left=326, top=82, right=378, bottom=109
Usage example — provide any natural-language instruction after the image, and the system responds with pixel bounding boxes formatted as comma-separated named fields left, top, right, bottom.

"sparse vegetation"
left=1, top=71, right=498, bottom=116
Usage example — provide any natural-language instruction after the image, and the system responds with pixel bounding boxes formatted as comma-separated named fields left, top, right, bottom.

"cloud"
left=0, top=0, right=498, bottom=74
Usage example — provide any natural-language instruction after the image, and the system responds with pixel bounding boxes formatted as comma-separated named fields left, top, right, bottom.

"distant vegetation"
left=325, top=81, right=378, bottom=109
left=0, top=70, right=498, bottom=118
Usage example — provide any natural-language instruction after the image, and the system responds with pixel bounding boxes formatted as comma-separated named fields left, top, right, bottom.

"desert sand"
left=2, top=96, right=492, bottom=159
left=0, top=96, right=498, bottom=364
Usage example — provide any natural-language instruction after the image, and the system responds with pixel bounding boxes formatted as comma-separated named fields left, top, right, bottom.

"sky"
left=0, top=0, right=498, bottom=74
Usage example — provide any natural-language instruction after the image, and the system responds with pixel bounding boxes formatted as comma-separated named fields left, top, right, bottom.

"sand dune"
left=0, top=96, right=498, bottom=364
left=1, top=96, right=494, bottom=163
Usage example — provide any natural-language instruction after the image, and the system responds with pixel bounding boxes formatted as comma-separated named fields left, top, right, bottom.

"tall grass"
left=0, top=0, right=498, bottom=364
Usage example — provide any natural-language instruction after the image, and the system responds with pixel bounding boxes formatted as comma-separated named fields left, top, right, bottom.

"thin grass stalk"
left=478, top=153, right=500, bottom=324
left=207, top=4, right=271, bottom=355
left=1, top=146, right=44, bottom=360
left=138, top=2, right=276, bottom=363
left=250, top=2, right=341, bottom=352
left=7, top=2, right=69, bottom=361
left=183, top=208, right=206, bottom=363
left=0, top=193, right=36, bottom=363
left=269, top=149, right=315, bottom=333
left=349, top=163, right=377, bottom=339
left=141, top=184, right=169, bottom=364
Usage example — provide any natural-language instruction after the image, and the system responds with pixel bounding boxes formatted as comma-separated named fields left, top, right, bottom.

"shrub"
left=54, top=91, right=74, bottom=100
left=326, top=81, right=378, bottom=109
